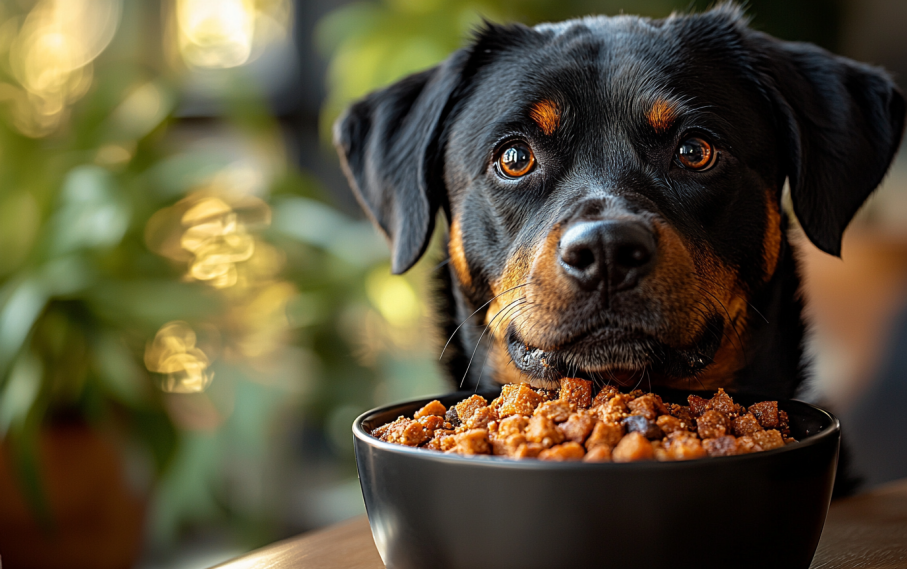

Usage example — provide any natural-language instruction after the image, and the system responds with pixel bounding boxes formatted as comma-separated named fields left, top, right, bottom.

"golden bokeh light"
left=145, top=321, right=214, bottom=393
left=174, top=0, right=292, bottom=70
left=181, top=196, right=257, bottom=288
left=5, top=0, right=121, bottom=137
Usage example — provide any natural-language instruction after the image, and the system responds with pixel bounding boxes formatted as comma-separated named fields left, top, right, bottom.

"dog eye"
left=674, top=137, right=716, bottom=171
left=497, top=142, right=536, bottom=178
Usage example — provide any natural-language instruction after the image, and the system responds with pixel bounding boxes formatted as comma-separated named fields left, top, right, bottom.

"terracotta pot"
left=0, top=423, right=146, bottom=569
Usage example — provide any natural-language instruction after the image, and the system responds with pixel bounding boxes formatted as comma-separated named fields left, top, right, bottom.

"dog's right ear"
left=333, top=50, right=470, bottom=275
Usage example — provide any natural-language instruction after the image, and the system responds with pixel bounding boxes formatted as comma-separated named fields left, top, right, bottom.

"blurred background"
left=0, top=0, right=904, bottom=567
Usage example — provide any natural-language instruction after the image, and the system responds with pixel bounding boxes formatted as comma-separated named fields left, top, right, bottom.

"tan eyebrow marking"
left=529, top=99, right=560, bottom=136
left=646, top=98, right=679, bottom=132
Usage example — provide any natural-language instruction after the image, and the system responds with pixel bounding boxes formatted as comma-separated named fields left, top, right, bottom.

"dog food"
left=369, top=378, right=795, bottom=462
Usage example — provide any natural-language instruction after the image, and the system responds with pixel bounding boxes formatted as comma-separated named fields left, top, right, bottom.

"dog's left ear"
left=750, top=33, right=906, bottom=256
left=333, top=50, right=470, bottom=274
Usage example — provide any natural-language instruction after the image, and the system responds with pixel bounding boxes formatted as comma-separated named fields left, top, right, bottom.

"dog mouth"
left=505, top=319, right=723, bottom=389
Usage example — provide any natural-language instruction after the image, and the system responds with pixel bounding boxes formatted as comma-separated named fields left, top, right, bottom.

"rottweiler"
left=334, top=5, right=905, bottom=410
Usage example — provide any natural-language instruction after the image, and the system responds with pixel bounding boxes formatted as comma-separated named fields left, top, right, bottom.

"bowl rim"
left=352, top=390, right=841, bottom=470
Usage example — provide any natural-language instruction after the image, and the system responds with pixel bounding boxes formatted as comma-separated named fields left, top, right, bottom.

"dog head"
left=335, top=6, right=905, bottom=390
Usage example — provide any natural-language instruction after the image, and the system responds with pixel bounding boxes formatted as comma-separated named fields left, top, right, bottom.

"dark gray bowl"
left=353, top=389, right=839, bottom=569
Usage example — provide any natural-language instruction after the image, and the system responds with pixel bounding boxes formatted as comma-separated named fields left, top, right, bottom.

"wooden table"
left=214, top=478, right=907, bottom=568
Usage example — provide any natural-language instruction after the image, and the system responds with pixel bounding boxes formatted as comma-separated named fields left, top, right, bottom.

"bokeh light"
left=174, top=0, right=292, bottom=69
left=145, top=321, right=214, bottom=393
left=6, top=0, right=121, bottom=137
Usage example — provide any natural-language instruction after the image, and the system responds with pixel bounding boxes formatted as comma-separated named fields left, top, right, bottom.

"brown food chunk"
left=735, top=435, right=757, bottom=454
left=497, top=415, right=529, bottom=438
left=513, top=442, right=545, bottom=459
left=451, top=429, right=490, bottom=455
left=558, top=412, right=596, bottom=444
left=425, top=431, right=456, bottom=451
left=696, top=410, right=730, bottom=439
left=703, top=435, right=739, bottom=457
left=414, top=400, right=447, bottom=419
left=707, top=388, right=741, bottom=417
left=525, top=415, right=564, bottom=447
left=592, top=385, right=620, bottom=406
left=612, top=432, right=655, bottom=462
left=628, top=393, right=669, bottom=421
left=668, top=404, right=695, bottom=426
left=498, top=383, right=544, bottom=417
left=417, top=415, right=446, bottom=436
left=595, top=394, right=630, bottom=423
left=492, top=433, right=527, bottom=457
left=626, top=389, right=646, bottom=400
left=382, top=417, right=428, bottom=447
left=466, top=406, right=497, bottom=429
left=455, top=395, right=488, bottom=424
left=539, top=442, right=586, bottom=461
left=688, top=395, right=709, bottom=417
left=752, top=429, right=785, bottom=451
left=733, top=413, right=763, bottom=437
left=560, top=377, right=593, bottom=409
left=583, top=445, right=612, bottom=462
left=665, top=433, right=708, bottom=461
left=778, top=410, right=791, bottom=438
left=748, top=401, right=780, bottom=429
left=586, top=420, right=624, bottom=449
left=656, top=415, right=688, bottom=436
left=535, top=400, right=573, bottom=423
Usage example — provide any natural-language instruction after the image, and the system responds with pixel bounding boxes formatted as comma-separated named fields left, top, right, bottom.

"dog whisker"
left=441, top=282, right=531, bottom=362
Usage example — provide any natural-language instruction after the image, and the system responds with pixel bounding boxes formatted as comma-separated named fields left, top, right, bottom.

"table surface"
left=214, top=478, right=907, bottom=569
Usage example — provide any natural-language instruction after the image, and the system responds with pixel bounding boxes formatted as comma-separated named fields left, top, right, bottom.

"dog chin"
left=505, top=327, right=653, bottom=388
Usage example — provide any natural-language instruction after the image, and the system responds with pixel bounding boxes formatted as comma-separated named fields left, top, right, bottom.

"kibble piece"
left=498, top=383, right=545, bottom=417
left=592, top=385, right=620, bottom=406
left=668, top=404, right=695, bottom=426
left=417, top=415, right=446, bottom=436
left=696, top=410, right=730, bottom=439
left=595, top=394, right=630, bottom=423
left=445, top=407, right=461, bottom=427
left=525, top=415, right=564, bottom=448
left=492, top=433, right=527, bottom=457
left=466, top=406, right=497, bottom=429
left=451, top=429, right=490, bottom=455
left=688, top=395, right=709, bottom=417
left=733, top=413, right=763, bottom=437
left=455, top=395, right=488, bottom=424
left=622, top=415, right=665, bottom=440
left=656, top=415, right=688, bottom=436
left=628, top=393, right=669, bottom=421
left=497, top=415, right=529, bottom=438
left=752, top=429, right=785, bottom=451
left=383, top=417, right=428, bottom=446
left=748, top=401, right=780, bottom=429
left=414, top=400, right=447, bottom=419
left=703, top=435, right=739, bottom=457
left=707, top=388, right=741, bottom=417
left=560, top=377, right=593, bottom=409
left=736, top=435, right=757, bottom=454
left=513, top=442, right=545, bottom=459
left=665, top=433, right=708, bottom=461
left=778, top=410, right=791, bottom=438
left=586, top=420, right=624, bottom=449
left=583, top=445, right=612, bottom=462
left=558, top=412, right=596, bottom=444
left=539, top=442, right=586, bottom=461
left=612, top=432, right=656, bottom=462
left=535, top=400, right=573, bottom=423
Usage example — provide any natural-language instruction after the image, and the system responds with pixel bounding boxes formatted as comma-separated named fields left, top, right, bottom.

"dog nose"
left=558, top=220, right=657, bottom=291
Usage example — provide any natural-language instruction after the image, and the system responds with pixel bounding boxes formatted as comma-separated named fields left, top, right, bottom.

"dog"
left=334, top=5, right=904, bottom=451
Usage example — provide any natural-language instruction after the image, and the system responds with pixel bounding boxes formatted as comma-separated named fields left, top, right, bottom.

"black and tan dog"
left=334, top=5, right=904, bottom=407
